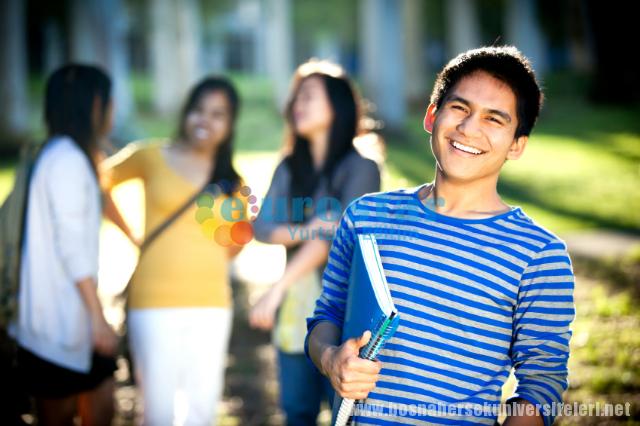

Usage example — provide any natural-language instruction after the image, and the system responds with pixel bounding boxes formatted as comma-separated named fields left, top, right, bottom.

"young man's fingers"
left=355, top=330, right=372, bottom=349
left=339, top=370, right=379, bottom=386
left=343, top=355, right=382, bottom=375
left=337, top=383, right=376, bottom=400
left=342, top=330, right=371, bottom=356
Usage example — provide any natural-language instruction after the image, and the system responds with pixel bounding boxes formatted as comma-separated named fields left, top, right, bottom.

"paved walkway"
left=563, top=230, right=640, bottom=260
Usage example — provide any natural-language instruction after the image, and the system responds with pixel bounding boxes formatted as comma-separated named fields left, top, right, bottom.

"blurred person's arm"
left=103, top=191, right=140, bottom=247
left=77, top=277, right=118, bottom=356
left=252, top=160, right=305, bottom=248
left=249, top=236, right=332, bottom=330
left=100, top=143, right=148, bottom=246
left=99, top=142, right=147, bottom=191
left=46, top=146, right=118, bottom=356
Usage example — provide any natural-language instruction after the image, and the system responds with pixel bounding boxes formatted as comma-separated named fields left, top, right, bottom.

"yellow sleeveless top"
left=104, top=141, right=247, bottom=309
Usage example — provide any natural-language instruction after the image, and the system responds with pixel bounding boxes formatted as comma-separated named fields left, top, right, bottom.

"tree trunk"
left=0, top=0, right=29, bottom=152
left=403, top=0, right=429, bottom=105
left=359, top=0, right=406, bottom=129
left=505, top=0, right=548, bottom=75
left=69, top=0, right=134, bottom=131
left=149, top=0, right=203, bottom=115
left=445, top=0, right=480, bottom=58
left=263, top=0, right=293, bottom=110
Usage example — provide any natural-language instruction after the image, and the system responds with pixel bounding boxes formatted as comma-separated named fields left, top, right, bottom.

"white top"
left=9, top=136, right=101, bottom=373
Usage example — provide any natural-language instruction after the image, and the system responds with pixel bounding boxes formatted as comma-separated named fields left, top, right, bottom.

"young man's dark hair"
left=430, top=45, right=543, bottom=138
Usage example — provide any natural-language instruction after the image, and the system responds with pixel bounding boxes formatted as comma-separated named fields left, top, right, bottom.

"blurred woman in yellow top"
left=102, top=77, right=248, bottom=425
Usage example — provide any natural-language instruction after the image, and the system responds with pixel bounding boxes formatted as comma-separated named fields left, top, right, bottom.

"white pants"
left=128, top=307, right=232, bottom=426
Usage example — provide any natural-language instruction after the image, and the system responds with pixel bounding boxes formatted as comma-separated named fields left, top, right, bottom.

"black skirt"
left=16, top=346, right=117, bottom=398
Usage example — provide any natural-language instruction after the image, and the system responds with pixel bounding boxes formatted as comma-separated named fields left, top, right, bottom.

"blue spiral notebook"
left=332, top=234, right=400, bottom=426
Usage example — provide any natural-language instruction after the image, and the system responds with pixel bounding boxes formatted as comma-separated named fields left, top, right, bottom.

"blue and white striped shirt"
left=307, top=185, right=575, bottom=426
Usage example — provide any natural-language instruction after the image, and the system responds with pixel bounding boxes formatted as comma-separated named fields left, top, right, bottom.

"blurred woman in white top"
left=10, top=64, right=118, bottom=426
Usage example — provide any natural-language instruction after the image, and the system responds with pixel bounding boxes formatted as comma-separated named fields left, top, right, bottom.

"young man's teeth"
left=452, top=140, right=482, bottom=155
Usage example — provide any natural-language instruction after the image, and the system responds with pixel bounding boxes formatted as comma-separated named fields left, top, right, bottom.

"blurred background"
left=0, top=0, right=638, bottom=425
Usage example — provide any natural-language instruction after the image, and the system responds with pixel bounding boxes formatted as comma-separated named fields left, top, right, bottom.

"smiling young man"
left=306, top=46, right=575, bottom=425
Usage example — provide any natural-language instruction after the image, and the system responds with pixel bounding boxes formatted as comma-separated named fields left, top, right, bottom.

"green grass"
left=0, top=157, right=17, bottom=201
left=562, top=274, right=640, bottom=423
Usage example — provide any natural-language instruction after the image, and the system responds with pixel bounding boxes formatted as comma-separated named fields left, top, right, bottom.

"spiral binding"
left=360, top=316, right=393, bottom=360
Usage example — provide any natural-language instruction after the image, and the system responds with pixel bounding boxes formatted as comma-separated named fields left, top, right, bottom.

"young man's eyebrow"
left=446, top=95, right=471, bottom=107
left=486, top=108, right=512, bottom=123
left=446, top=95, right=512, bottom=123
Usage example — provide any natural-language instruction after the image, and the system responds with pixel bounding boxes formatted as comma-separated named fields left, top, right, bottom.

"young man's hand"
left=320, top=330, right=382, bottom=400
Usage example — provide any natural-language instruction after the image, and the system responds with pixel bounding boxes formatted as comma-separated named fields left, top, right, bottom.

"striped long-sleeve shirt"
left=306, top=186, right=575, bottom=426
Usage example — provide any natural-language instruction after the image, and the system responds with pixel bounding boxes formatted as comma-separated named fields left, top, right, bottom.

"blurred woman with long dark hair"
left=102, top=76, right=247, bottom=424
left=250, top=60, right=383, bottom=425
left=10, top=64, right=118, bottom=426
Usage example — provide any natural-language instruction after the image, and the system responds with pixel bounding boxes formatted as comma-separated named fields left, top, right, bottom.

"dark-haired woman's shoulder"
left=265, top=158, right=291, bottom=191
left=335, top=147, right=382, bottom=207
left=342, top=132, right=384, bottom=178
left=340, top=149, right=380, bottom=177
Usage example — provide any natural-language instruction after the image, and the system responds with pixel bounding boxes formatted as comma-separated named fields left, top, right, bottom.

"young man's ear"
left=506, top=135, right=528, bottom=160
left=423, top=103, right=437, bottom=134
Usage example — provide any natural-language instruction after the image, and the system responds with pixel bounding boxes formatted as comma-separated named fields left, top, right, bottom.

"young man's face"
left=424, top=70, right=528, bottom=184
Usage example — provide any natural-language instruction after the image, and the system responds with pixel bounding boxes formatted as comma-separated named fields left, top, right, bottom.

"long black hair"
left=284, top=61, right=360, bottom=205
left=44, top=64, right=112, bottom=177
left=176, top=76, right=241, bottom=195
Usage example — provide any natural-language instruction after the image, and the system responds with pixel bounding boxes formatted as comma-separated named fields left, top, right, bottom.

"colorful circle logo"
left=194, top=181, right=257, bottom=247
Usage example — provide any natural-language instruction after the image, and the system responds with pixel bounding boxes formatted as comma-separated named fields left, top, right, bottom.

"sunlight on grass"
left=501, top=131, right=640, bottom=231
left=0, top=166, right=14, bottom=202
left=565, top=277, right=640, bottom=416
